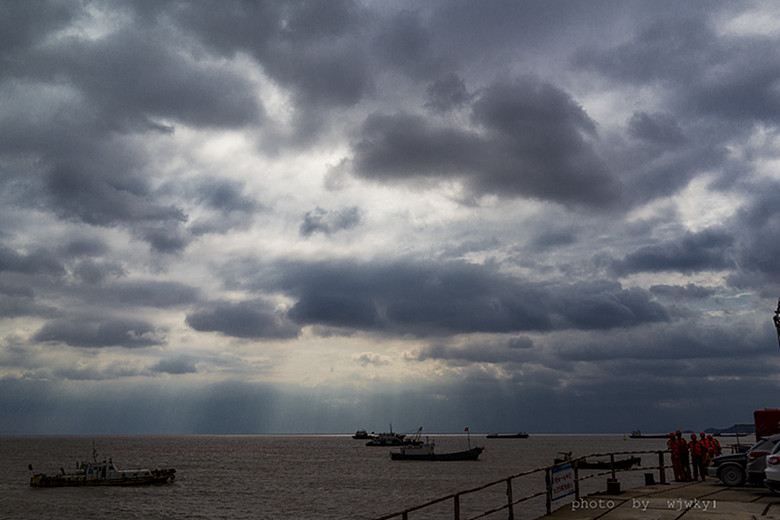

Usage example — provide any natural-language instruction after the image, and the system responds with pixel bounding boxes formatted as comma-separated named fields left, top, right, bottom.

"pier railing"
left=372, top=449, right=671, bottom=520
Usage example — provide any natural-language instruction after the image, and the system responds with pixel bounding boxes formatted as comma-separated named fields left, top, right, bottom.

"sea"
left=1, top=434, right=673, bottom=519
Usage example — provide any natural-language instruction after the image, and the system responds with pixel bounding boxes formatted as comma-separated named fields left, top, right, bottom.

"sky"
left=2, top=0, right=780, bottom=435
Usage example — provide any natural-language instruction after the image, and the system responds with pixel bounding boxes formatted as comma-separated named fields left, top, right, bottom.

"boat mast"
left=774, top=298, right=780, bottom=349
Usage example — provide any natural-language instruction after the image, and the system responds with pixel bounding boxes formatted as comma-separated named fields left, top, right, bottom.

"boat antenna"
left=774, top=298, right=780, bottom=349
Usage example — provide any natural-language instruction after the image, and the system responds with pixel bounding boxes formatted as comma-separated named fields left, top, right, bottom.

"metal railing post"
left=453, top=493, right=460, bottom=520
left=545, top=467, right=552, bottom=515
left=506, top=477, right=514, bottom=520
left=574, top=460, right=580, bottom=500
left=658, top=451, right=666, bottom=484
left=609, top=453, right=616, bottom=481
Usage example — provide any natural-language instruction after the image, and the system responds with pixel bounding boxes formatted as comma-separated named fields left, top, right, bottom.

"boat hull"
left=487, top=433, right=529, bottom=439
left=30, top=469, right=175, bottom=487
left=391, top=447, right=484, bottom=461
left=554, top=457, right=640, bottom=470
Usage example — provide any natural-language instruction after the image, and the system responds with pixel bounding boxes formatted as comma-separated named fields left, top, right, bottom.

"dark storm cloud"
left=723, top=185, right=780, bottom=293
left=0, top=1, right=78, bottom=57
left=416, top=335, right=534, bottom=364
left=1, top=2, right=262, bottom=252
left=0, top=283, right=56, bottom=318
left=650, top=283, right=715, bottom=300
left=60, top=238, right=109, bottom=258
left=108, top=281, right=199, bottom=307
left=554, top=319, right=768, bottom=363
left=548, top=281, right=669, bottom=329
left=163, top=177, right=262, bottom=236
left=628, top=112, right=687, bottom=148
left=139, top=223, right=192, bottom=254
left=186, top=299, right=300, bottom=339
left=352, top=77, right=619, bottom=207
left=424, top=73, right=473, bottom=113
left=0, top=244, right=65, bottom=275
left=352, top=112, right=482, bottom=180
left=574, top=18, right=714, bottom=85
left=44, top=161, right=186, bottom=227
left=371, top=9, right=447, bottom=80
left=251, top=259, right=669, bottom=336
left=152, top=355, right=199, bottom=375
left=70, top=260, right=126, bottom=285
left=175, top=0, right=372, bottom=110
left=576, top=15, right=780, bottom=123
left=34, top=318, right=166, bottom=348
left=39, top=23, right=265, bottom=130
left=612, top=228, right=735, bottom=276
left=192, top=178, right=259, bottom=214
left=278, top=260, right=550, bottom=334
left=299, top=206, right=362, bottom=237
left=471, top=78, right=618, bottom=205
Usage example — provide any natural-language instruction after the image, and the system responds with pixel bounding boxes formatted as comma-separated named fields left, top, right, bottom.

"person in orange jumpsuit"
left=689, top=434, right=707, bottom=481
left=675, top=430, right=691, bottom=481
left=668, top=432, right=683, bottom=481
left=699, top=432, right=712, bottom=466
left=706, top=434, right=722, bottom=457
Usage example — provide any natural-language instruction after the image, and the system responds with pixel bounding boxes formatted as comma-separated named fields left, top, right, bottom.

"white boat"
left=29, top=446, right=175, bottom=487
left=365, top=425, right=420, bottom=446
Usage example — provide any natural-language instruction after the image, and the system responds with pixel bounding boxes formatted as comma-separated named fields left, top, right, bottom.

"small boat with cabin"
left=29, top=445, right=175, bottom=487
left=390, top=429, right=484, bottom=461
left=391, top=442, right=484, bottom=461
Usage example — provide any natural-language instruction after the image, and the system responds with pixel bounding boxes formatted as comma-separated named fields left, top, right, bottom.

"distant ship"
left=486, top=432, right=529, bottom=439
left=628, top=430, right=670, bottom=439
left=365, top=425, right=425, bottom=447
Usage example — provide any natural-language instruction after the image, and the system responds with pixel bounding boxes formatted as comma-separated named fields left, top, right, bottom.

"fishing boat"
left=554, top=452, right=641, bottom=470
left=390, top=428, right=484, bottom=461
left=366, top=425, right=421, bottom=446
left=366, top=432, right=406, bottom=446
left=352, top=429, right=370, bottom=440
left=391, top=440, right=484, bottom=461
left=486, top=432, right=529, bottom=439
left=628, top=430, right=670, bottom=439
left=29, top=446, right=175, bottom=487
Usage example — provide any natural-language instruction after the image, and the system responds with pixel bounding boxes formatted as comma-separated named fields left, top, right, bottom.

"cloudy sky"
left=2, top=0, right=780, bottom=435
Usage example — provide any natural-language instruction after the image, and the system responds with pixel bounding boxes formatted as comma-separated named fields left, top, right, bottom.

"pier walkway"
left=541, top=479, right=780, bottom=519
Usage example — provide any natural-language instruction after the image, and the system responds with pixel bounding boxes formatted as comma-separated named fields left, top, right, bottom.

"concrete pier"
left=540, top=480, right=780, bottom=519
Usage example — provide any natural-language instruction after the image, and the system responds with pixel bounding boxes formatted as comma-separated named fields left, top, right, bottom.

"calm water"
left=1, top=434, right=671, bottom=519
